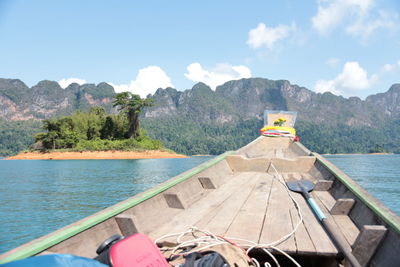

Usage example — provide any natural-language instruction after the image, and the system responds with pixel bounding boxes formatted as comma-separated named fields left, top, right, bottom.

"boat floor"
left=148, top=170, right=358, bottom=257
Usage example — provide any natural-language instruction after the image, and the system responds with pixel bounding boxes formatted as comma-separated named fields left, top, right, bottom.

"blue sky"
left=0, top=0, right=399, bottom=99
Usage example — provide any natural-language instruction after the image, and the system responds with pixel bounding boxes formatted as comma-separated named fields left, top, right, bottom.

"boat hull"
left=1, top=137, right=399, bottom=267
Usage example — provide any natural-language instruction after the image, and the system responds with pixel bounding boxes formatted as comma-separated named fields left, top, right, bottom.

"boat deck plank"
left=311, top=191, right=353, bottom=253
left=289, top=207, right=317, bottom=255
left=292, top=192, right=338, bottom=255
left=332, top=215, right=360, bottom=246
left=282, top=173, right=317, bottom=255
left=148, top=172, right=252, bottom=241
left=315, top=191, right=336, bottom=211
left=150, top=170, right=340, bottom=257
left=196, top=172, right=262, bottom=235
left=259, top=176, right=297, bottom=253
left=225, top=173, right=274, bottom=243
left=314, top=191, right=360, bottom=247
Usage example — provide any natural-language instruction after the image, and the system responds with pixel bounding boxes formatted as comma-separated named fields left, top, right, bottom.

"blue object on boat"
left=1, top=254, right=107, bottom=267
left=307, top=198, right=326, bottom=221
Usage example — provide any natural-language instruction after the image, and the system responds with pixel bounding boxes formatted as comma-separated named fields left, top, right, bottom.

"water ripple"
left=0, top=157, right=213, bottom=253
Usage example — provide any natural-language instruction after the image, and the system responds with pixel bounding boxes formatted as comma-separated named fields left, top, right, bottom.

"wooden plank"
left=332, top=215, right=359, bottom=247
left=283, top=174, right=316, bottom=255
left=291, top=172, right=303, bottom=180
left=312, top=191, right=359, bottom=255
left=196, top=172, right=263, bottom=236
left=275, top=149, right=284, bottom=158
left=330, top=199, right=355, bottom=215
left=347, top=225, right=387, bottom=267
left=315, top=191, right=360, bottom=248
left=258, top=176, right=297, bottom=254
left=164, top=193, right=185, bottom=209
left=48, top=218, right=123, bottom=258
left=225, top=173, right=275, bottom=243
left=300, top=173, right=314, bottom=181
left=198, top=177, right=216, bottom=189
left=148, top=172, right=252, bottom=240
left=315, top=191, right=336, bottom=211
left=314, top=180, right=333, bottom=191
left=286, top=173, right=296, bottom=180
left=115, top=214, right=138, bottom=237
left=292, top=192, right=338, bottom=255
left=289, top=204, right=316, bottom=255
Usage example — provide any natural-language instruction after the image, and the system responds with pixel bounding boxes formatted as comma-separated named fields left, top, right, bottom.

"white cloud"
left=312, top=0, right=398, bottom=39
left=109, top=66, right=174, bottom=98
left=247, top=23, right=295, bottom=49
left=315, top=61, right=377, bottom=96
left=381, top=60, right=400, bottom=72
left=184, top=63, right=252, bottom=90
left=58, top=78, right=86, bottom=89
left=326, top=58, right=340, bottom=67
left=312, top=0, right=374, bottom=34
left=346, top=10, right=399, bottom=40
left=383, top=64, right=394, bottom=72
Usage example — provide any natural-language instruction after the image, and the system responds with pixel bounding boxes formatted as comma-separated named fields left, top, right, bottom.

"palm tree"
left=112, top=92, right=154, bottom=139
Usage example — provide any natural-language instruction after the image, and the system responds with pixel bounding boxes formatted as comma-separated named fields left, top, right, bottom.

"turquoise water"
left=0, top=157, right=213, bottom=254
left=324, top=154, right=400, bottom=216
left=0, top=154, right=399, bottom=254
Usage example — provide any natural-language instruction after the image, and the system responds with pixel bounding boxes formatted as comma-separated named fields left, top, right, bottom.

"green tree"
left=113, top=92, right=153, bottom=139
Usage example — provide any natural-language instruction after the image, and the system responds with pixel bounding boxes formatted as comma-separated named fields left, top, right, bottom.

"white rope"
left=265, top=163, right=303, bottom=247
left=270, top=246, right=301, bottom=267
left=155, top=163, right=304, bottom=266
left=260, top=248, right=280, bottom=267
left=252, top=258, right=261, bottom=267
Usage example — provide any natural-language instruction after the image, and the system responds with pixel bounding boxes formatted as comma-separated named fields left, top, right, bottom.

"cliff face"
left=0, top=77, right=399, bottom=127
left=1, top=77, right=399, bottom=156
left=144, top=78, right=398, bottom=127
left=366, top=84, right=400, bottom=118
left=0, top=79, right=115, bottom=121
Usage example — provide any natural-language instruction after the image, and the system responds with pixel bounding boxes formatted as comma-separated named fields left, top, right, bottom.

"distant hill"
left=0, top=77, right=399, bottom=155
left=0, top=79, right=115, bottom=120
left=144, top=79, right=400, bottom=125
left=142, top=79, right=400, bottom=154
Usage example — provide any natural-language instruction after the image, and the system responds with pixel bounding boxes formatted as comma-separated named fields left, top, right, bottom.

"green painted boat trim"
left=0, top=151, right=235, bottom=264
left=312, top=152, right=400, bottom=234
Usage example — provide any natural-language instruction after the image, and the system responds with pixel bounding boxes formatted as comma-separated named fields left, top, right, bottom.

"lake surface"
left=0, top=154, right=399, bottom=254
left=0, top=157, right=213, bottom=254
left=324, top=154, right=400, bottom=216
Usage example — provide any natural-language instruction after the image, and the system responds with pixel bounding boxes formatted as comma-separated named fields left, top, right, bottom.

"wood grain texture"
left=330, top=199, right=355, bottom=215
left=349, top=225, right=387, bottom=267
left=259, top=176, right=297, bottom=253
left=225, top=173, right=274, bottom=243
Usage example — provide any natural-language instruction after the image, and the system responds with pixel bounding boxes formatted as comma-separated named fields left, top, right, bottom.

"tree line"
left=142, top=118, right=400, bottom=155
left=1, top=107, right=400, bottom=156
left=33, top=92, right=163, bottom=152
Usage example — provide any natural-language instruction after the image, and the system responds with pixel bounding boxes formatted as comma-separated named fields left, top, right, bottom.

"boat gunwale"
left=2, top=139, right=399, bottom=264
left=312, top=152, right=400, bottom=234
left=0, top=151, right=234, bottom=264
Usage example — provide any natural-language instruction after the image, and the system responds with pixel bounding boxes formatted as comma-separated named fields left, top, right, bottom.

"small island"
left=8, top=92, right=186, bottom=160
left=6, top=150, right=186, bottom=160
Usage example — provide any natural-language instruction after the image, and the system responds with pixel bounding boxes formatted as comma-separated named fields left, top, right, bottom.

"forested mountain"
left=142, top=80, right=400, bottom=154
left=0, top=79, right=115, bottom=121
left=0, top=77, right=399, bottom=156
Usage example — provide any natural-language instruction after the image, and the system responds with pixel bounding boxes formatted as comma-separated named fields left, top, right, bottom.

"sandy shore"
left=6, top=150, right=187, bottom=160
